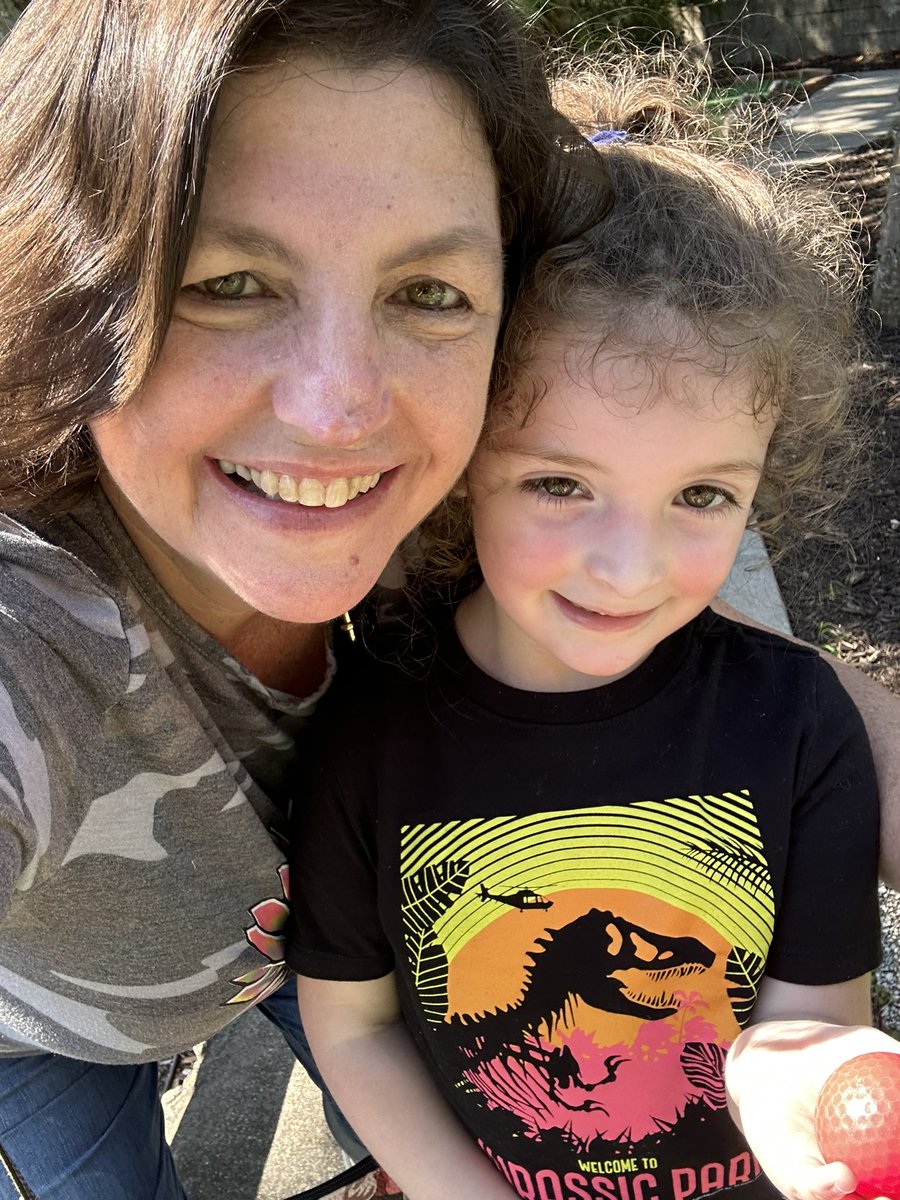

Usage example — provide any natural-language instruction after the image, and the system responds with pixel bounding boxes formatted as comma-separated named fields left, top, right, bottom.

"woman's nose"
left=583, top=510, right=666, bottom=599
left=269, top=307, right=390, bottom=446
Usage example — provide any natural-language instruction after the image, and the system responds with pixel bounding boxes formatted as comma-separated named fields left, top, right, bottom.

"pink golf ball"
left=815, top=1051, right=900, bottom=1199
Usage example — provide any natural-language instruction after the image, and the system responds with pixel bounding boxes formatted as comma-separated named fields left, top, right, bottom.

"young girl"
left=287, top=58, right=889, bottom=1200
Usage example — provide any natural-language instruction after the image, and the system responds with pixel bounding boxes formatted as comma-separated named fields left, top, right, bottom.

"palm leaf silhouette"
left=402, top=860, right=469, bottom=1021
left=686, top=843, right=771, bottom=894
left=725, top=946, right=765, bottom=1025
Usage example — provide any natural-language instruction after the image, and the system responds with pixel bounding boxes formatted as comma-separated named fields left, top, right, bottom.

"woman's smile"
left=215, top=459, right=384, bottom=509
left=206, top=455, right=398, bottom=531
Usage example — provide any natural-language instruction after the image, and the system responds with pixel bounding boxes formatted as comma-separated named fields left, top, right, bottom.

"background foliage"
left=0, top=3, right=695, bottom=52
left=513, top=0, right=698, bottom=51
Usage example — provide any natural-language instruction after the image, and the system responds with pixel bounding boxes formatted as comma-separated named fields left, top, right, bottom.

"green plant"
left=816, top=621, right=840, bottom=655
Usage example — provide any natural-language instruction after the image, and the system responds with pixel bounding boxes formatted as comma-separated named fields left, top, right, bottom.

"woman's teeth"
left=218, top=461, right=382, bottom=508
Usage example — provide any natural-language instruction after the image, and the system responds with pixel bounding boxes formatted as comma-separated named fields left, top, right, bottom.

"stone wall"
left=697, top=0, right=900, bottom=63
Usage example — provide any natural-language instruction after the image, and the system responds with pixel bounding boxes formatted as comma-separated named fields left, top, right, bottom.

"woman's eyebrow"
left=192, top=221, right=299, bottom=267
left=190, top=221, right=501, bottom=272
left=379, top=228, right=503, bottom=271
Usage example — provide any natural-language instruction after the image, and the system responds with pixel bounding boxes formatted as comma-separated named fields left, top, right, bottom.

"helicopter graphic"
left=479, top=883, right=553, bottom=911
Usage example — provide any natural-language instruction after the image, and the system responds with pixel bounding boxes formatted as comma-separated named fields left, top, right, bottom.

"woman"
left=0, top=1, right=605, bottom=1195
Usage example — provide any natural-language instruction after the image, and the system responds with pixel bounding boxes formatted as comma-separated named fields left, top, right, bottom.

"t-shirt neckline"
left=435, top=609, right=710, bottom=724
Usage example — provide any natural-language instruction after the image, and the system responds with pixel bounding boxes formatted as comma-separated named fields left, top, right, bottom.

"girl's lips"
left=552, top=593, right=658, bottom=632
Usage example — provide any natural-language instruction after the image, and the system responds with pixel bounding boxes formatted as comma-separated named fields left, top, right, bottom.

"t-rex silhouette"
left=448, top=906, right=715, bottom=1060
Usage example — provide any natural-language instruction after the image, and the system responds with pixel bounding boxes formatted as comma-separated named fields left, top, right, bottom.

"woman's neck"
left=220, top=614, right=329, bottom=696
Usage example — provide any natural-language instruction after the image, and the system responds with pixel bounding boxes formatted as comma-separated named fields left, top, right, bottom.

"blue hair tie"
left=588, top=129, right=628, bottom=146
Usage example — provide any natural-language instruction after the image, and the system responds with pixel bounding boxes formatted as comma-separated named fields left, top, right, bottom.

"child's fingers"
left=799, top=1160, right=857, bottom=1200
left=760, top=1155, right=856, bottom=1200
left=737, top=1101, right=856, bottom=1200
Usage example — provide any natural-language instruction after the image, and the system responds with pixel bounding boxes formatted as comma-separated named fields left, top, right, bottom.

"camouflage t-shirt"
left=0, top=488, right=333, bottom=1064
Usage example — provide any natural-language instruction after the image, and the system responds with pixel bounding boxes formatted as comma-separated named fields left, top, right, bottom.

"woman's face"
left=91, top=58, right=503, bottom=632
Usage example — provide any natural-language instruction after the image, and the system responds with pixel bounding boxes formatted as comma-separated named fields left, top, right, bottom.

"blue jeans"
left=0, top=981, right=363, bottom=1199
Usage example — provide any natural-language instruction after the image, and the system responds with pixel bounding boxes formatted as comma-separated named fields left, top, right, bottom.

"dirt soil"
left=767, top=105, right=900, bottom=1035
left=773, top=135, right=900, bottom=694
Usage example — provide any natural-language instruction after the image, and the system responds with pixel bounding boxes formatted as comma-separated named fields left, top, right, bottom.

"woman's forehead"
left=212, top=54, right=487, bottom=157
left=191, top=57, right=501, bottom=269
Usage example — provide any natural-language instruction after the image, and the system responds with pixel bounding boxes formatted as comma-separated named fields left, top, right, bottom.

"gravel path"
left=877, top=887, right=900, bottom=1035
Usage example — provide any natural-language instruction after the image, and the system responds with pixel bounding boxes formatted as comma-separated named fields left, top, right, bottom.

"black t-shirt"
left=288, top=607, right=880, bottom=1200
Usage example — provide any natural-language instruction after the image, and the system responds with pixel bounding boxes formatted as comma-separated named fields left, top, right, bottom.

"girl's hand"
left=726, top=1018, right=900, bottom=1200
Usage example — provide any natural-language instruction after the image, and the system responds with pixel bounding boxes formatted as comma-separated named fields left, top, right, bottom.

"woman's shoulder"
left=0, top=504, right=133, bottom=695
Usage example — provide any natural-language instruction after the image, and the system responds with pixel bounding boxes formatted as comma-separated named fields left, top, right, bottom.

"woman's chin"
left=230, top=562, right=387, bottom=628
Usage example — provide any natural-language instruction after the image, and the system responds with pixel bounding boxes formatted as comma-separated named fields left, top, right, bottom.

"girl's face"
left=459, top=330, right=777, bottom=692
left=90, top=58, right=503, bottom=635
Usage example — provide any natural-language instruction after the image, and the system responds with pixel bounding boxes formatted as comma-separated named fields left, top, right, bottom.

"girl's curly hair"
left=412, top=48, right=865, bottom=598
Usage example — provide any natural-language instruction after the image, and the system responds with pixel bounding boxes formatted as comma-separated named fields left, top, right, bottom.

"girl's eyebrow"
left=190, top=221, right=501, bottom=273
left=693, top=459, right=767, bottom=477
left=505, top=446, right=599, bottom=473
left=506, top=446, right=766, bottom=477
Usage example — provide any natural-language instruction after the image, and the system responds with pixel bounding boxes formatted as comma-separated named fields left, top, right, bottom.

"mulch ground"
left=771, top=132, right=900, bottom=694
left=763, top=78, right=900, bottom=1034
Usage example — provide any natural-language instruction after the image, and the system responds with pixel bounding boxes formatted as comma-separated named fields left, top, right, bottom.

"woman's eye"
left=400, top=280, right=467, bottom=310
left=679, top=485, right=733, bottom=510
left=189, top=272, right=265, bottom=301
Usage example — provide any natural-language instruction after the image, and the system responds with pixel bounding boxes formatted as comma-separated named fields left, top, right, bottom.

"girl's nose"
left=583, top=510, right=667, bottom=599
left=269, top=307, right=390, bottom=446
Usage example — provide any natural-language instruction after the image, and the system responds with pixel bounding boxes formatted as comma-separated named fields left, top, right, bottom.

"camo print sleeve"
left=0, top=502, right=320, bottom=1064
left=0, top=678, right=41, bottom=917
left=0, top=549, right=136, bottom=915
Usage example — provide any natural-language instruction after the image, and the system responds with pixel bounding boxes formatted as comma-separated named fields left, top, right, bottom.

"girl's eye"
left=399, top=280, right=467, bottom=310
left=189, top=272, right=265, bottom=301
left=521, top=476, right=584, bottom=500
left=541, top=477, right=580, bottom=498
left=679, top=485, right=735, bottom=511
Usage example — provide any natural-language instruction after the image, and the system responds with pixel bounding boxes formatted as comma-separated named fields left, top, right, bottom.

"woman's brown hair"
left=0, top=0, right=605, bottom=510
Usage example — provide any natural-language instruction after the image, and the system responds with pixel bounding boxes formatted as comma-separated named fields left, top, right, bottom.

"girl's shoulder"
left=696, top=607, right=863, bottom=724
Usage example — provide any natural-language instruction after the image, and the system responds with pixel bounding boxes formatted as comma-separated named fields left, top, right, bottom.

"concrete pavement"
left=772, top=67, right=900, bottom=161
left=166, top=1007, right=343, bottom=1200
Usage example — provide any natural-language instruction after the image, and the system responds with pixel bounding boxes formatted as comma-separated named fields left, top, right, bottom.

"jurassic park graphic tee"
left=288, top=607, right=880, bottom=1200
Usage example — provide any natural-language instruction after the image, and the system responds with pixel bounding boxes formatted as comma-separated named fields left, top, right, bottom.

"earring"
left=339, top=611, right=357, bottom=642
